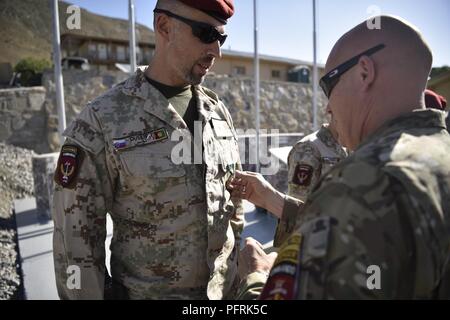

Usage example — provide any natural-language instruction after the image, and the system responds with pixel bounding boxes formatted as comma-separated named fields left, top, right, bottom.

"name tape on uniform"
left=113, top=128, right=169, bottom=151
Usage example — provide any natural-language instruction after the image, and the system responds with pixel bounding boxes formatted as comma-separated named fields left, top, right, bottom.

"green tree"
left=14, top=57, right=51, bottom=86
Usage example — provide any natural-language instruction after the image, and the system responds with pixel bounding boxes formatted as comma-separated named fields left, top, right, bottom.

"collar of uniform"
left=317, top=124, right=347, bottom=158
left=357, top=108, right=447, bottom=151
left=193, top=85, right=218, bottom=123
left=122, top=68, right=188, bottom=130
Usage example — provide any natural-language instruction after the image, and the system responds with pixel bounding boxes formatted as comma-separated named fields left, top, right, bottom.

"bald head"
left=326, top=15, right=432, bottom=97
left=324, top=15, right=434, bottom=150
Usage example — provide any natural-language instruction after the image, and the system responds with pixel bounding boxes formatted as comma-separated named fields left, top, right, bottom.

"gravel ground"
left=0, top=143, right=35, bottom=300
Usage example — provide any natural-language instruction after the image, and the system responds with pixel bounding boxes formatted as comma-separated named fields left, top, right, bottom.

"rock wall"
left=204, top=75, right=328, bottom=134
left=43, top=69, right=129, bottom=152
left=0, top=87, right=48, bottom=154
left=0, top=70, right=328, bottom=154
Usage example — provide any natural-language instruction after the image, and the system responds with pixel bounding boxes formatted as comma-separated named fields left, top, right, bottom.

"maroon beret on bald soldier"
left=425, top=89, right=447, bottom=110
left=178, top=0, right=234, bottom=24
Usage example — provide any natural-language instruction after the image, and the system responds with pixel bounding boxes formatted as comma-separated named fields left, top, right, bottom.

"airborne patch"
left=259, top=234, right=302, bottom=300
left=292, top=164, right=313, bottom=186
left=54, top=145, right=84, bottom=189
left=112, top=128, right=169, bottom=151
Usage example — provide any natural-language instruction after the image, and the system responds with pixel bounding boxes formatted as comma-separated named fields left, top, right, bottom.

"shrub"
left=14, top=58, right=51, bottom=86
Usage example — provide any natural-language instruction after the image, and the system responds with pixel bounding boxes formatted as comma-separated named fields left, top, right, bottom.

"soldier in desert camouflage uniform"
left=275, top=123, right=347, bottom=246
left=52, top=0, right=243, bottom=300
left=229, top=15, right=450, bottom=299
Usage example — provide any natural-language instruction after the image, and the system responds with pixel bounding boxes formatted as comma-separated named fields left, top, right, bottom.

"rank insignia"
left=54, top=145, right=84, bottom=189
left=292, top=164, right=313, bottom=186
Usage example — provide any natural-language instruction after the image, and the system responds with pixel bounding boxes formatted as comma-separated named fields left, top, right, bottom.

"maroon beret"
left=178, top=0, right=234, bottom=24
left=425, top=89, right=447, bottom=110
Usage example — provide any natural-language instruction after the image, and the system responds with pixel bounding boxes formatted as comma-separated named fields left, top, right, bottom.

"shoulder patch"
left=292, top=164, right=314, bottom=186
left=54, top=145, right=84, bottom=189
left=259, top=234, right=302, bottom=300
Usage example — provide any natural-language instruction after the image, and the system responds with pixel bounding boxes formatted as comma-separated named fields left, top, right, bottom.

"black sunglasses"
left=319, top=43, right=386, bottom=98
left=154, top=9, right=228, bottom=47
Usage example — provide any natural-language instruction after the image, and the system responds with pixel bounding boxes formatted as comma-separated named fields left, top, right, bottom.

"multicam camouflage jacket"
left=240, top=109, right=450, bottom=299
left=275, top=124, right=347, bottom=247
left=287, top=124, right=347, bottom=203
left=52, top=69, right=244, bottom=300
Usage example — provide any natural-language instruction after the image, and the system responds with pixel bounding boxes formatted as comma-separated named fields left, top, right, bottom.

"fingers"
left=268, top=252, right=278, bottom=260
left=244, top=237, right=265, bottom=251
left=228, top=175, right=250, bottom=200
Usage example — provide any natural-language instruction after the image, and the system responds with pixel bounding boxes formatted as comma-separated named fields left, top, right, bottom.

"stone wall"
left=0, top=87, right=48, bottom=154
left=0, top=70, right=328, bottom=155
left=43, top=69, right=129, bottom=152
left=204, top=75, right=328, bottom=134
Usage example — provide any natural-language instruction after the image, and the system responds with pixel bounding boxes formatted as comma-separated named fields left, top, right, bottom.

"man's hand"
left=239, top=237, right=278, bottom=280
left=227, top=170, right=286, bottom=218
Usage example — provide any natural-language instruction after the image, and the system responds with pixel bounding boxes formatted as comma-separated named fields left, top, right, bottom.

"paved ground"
left=14, top=197, right=276, bottom=300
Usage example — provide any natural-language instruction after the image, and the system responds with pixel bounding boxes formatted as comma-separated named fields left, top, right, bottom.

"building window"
left=116, top=46, right=125, bottom=61
left=98, top=43, right=107, bottom=60
left=233, top=66, right=246, bottom=76
left=88, top=43, right=96, bottom=58
left=272, top=70, right=281, bottom=79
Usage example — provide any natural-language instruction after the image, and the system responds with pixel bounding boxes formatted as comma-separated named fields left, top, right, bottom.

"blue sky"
left=66, top=0, right=450, bottom=67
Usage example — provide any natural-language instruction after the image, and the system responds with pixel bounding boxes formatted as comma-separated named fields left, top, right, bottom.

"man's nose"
left=326, top=103, right=332, bottom=114
left=208, top=41, right=222, bottom=59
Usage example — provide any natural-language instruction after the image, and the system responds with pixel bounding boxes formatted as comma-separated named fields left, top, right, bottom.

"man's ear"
left=357, top=55, right=376, bottom=91
left=155, top=14, right=170, bottom=42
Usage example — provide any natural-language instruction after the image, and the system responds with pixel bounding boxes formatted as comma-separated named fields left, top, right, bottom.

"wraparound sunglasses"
left=319, top=43, right=386, bottom=98
left=154, top=9, right=228, bottom=47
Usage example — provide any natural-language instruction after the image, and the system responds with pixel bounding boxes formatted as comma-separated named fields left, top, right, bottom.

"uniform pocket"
left=117, top=147, right=188, bottom=223
left=121, top=151, right=186, bottom=178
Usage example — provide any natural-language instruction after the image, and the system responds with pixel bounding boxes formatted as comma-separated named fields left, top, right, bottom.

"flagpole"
left=312, top=0, right=318, bottom=131
left=253, top=0, right=261, bottom=173
left=129, top=0, right=137, bottom=74
left=52, top=0, right=66, bottom=142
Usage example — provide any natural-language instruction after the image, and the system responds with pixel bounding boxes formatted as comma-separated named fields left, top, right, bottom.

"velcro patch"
left=292, top=164, right=313, bottom=186
left=259, top=234, right=302, bottom=300
left=54, top=145, right=84, bottom=189
left=112, top=128, right=169, bottom=151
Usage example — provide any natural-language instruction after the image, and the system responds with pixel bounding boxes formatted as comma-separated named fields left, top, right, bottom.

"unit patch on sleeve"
left=54, top=145, right=84, bottom=189
left=292, top=164, right=313, bottom=187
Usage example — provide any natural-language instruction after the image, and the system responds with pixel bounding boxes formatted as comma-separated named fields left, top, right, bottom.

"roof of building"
left=221, top=49, right=325, bottom=68
left=60, top=7, right=155, bottom=45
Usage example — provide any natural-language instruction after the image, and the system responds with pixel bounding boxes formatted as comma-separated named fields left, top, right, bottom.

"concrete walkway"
left=14, top=197, right=276, bottom=300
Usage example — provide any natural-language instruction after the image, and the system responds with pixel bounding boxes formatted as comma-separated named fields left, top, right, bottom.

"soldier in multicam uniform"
left=52, top=0, right=243, bottom=300
left=274, top=122, right=347, bottom=246
left=229, top=16, right=450, bottom=299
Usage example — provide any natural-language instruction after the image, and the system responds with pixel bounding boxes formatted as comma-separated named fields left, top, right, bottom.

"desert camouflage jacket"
left=52, top=69, right=244, bottom=300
